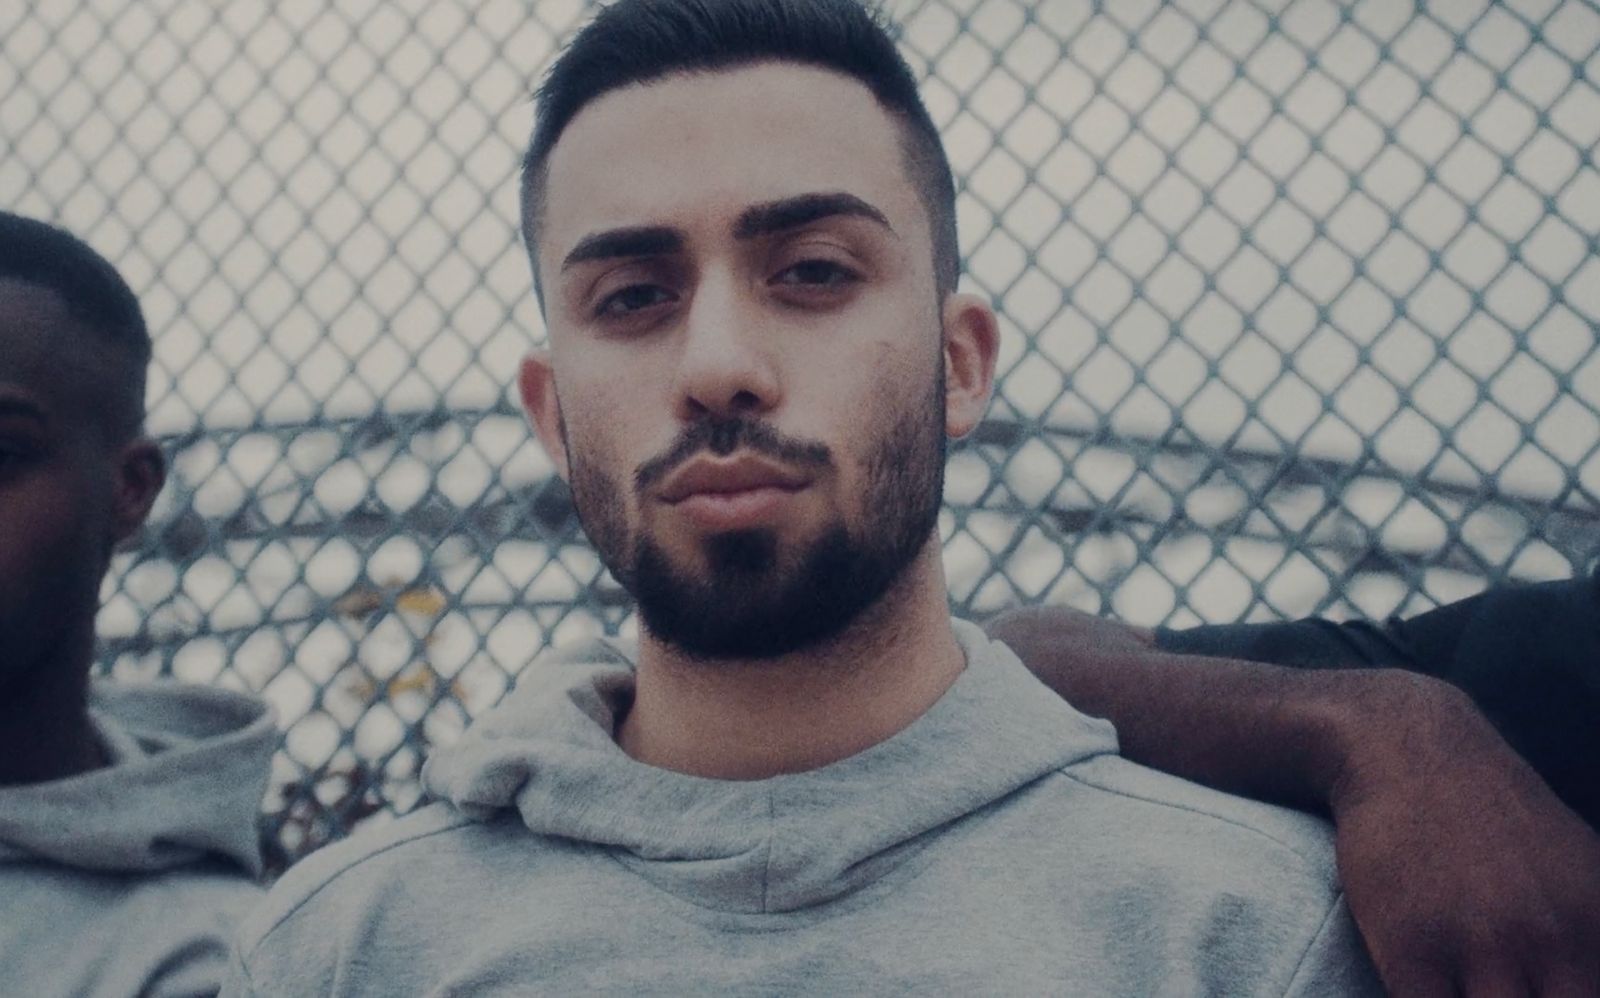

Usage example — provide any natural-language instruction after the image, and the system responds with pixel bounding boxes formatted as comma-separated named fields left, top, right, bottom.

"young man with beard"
left=0, top=212, right=277, bottom=996
left=223, top=1, right=1391, bottom=992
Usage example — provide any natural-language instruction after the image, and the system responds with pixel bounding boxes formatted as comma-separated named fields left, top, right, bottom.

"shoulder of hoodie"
left=976, top=630, right=1341, bottom=884
left=231, top=801, right=490, bottom=958
left=1043, top=750, right=1341, bottom=881
left=230, top=639, right=633, bottom=959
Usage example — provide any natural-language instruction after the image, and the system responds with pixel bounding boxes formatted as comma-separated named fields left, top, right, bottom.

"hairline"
left=520, top=60, right=956, bottom=307
left=0, top=277, right=149, bottom=443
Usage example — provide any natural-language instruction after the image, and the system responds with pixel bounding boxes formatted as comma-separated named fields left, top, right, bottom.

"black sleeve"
left=1154, top=571, right=1600, bottom=831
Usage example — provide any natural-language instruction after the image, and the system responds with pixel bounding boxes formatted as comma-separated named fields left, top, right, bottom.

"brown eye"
left=772, top=259, right=860, bottom=288
left=595, top=284, right=675, bottom=317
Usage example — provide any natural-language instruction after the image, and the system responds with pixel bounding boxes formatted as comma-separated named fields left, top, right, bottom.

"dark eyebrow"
left=562, top=227, right=685, bottom=272
left=558, top=192, right=892, bottom=273
left=0, top=396, right=47, bottom=424
left=732, top=192, right=893, bottom=241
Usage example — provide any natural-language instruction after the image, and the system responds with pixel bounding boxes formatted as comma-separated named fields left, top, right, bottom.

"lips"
left=657, top=453, right=811, bottom=504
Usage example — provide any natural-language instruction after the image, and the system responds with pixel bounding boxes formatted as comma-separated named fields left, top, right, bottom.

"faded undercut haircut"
left=0, top=211, right=152, bottom=435
left=520, top=0, right=959, bottom=303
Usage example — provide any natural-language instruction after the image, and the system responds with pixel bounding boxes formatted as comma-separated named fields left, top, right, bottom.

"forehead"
left=540, top=61, right=929, bottom=264
left=0, top=278, right=114, bottom=418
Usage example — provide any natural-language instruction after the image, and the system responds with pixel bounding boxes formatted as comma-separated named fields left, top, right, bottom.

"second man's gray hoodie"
left=1, top=680, right=276, bottom=998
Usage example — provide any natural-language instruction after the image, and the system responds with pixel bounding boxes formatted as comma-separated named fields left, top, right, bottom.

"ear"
left=111, top=438, right=166, bottom=544
left=940, top=292, right=1000, bottom=439
left=518, top=351, right=570, bottom=481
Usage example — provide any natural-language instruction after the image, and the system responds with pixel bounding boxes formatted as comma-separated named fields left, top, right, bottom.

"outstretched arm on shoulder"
left=986, top=600, right=1600, bottom=997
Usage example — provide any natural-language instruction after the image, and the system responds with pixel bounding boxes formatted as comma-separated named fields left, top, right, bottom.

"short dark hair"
left=0, top=211, right=151, bottom=431
left=520, top=0, right=959, bottom=300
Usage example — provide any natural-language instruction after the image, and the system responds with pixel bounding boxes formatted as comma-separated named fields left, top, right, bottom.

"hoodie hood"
left=424, top=618, right=1119, bottom=914
left=0, top=679, right=275, bottom=877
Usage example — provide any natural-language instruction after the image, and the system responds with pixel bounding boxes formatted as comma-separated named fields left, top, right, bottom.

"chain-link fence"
left=5, top=0, right=1597, bottom=869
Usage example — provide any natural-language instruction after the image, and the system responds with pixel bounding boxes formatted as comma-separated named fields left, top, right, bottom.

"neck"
left=0, top=623, right=104, bottom=786
left=617, top=539, right=965, bottom=780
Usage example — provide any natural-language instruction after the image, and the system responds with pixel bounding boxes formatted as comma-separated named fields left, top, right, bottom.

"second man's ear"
left=518, top=352, right=571, bottom=481
left=940, top=292, right=1000, bottom=440
left=111, top=439, right=167, bottom=546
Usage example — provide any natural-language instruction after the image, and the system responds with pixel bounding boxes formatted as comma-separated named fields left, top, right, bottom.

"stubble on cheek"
left=558, top=405, right=642, bottom=588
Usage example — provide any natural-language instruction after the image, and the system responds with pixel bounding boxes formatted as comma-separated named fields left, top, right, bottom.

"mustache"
left=634, top=417, right=833, bottom=493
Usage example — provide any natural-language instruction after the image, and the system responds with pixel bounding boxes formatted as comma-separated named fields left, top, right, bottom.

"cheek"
left=823, top=358, right=940, bottom=503
left=0, top=478, right=100, bottom=613
left=555, top=353, right=665, bottom=455
left=562, top=396, right=621, bottom=461
left=559, top=391, right=652, bottom=506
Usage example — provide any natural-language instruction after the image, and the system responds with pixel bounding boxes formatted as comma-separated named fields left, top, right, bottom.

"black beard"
left=564, top=370, right=945, bottom=661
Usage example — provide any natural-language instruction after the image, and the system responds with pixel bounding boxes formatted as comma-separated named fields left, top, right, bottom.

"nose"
left=672, top=269, right=781, bottom=421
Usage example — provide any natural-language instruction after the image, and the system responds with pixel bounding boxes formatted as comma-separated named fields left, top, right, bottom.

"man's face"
left=0, top=280, right=145, bottom=689
left=524, top=62, right=960, bottom=659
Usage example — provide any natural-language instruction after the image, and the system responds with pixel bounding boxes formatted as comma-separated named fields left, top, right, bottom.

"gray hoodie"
left=1, top=680, right=276, bottom=998
left=225, top=620, right=1381, bottom=996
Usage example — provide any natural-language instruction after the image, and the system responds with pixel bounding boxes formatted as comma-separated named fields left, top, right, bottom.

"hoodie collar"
left=0, top=680, right=275, bottom=876
left=425, top=619, right=1118, bottom=913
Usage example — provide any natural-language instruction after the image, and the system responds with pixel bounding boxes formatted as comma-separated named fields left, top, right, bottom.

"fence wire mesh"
left=4, top=0, right=1598, bottom=869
